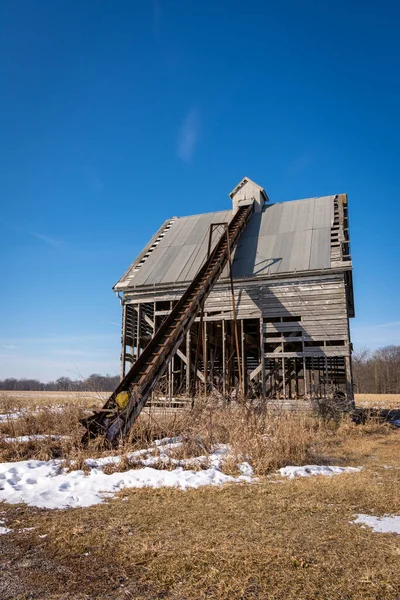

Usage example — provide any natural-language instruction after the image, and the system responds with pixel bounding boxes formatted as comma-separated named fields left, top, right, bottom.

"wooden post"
left=186, top=331, right=191, bottom=395
left=260, top=318, right=266, bottom=399
left=203, top=320, right=208, bottom=397
left=226, top=226, right=242, bottom=394
left=120, top=303, right=127, bottom=380
left=168, top=360, right=172, bottom=403
left=136, top=303, right=141, bottom=359
left=345, top=355, right=354, bottom=406
left=282, top=357, right=286, bottom=400
left=222, top=319, right=226, bottom=396
left=241, top=320, right=246, bottom=396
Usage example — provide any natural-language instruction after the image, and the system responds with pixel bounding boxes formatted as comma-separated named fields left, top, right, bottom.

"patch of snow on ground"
left=353, top=514, right=400, bottom=534
left=0, top=412, right=23, bottom=423
left=279, top=465, right=362, bottom=479
left=0, top=527, right=12, bottom=534
left=0, top=438, right=253, bottom=510
left=0, top=405, right=65, bottom=423
left=2, top=435, right=68, bottom=443
left=0, top=519, right=12, bottom=534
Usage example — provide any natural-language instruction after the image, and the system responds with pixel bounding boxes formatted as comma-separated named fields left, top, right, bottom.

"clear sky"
left=1, top=0, right=399, bottom=381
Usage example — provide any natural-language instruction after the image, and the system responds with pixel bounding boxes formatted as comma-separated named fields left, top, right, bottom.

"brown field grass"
left=0, top=427, right=399, bottom=599
left=1, top=393, right=400, bottom=598
left=355, top=393, right=400, bottom=408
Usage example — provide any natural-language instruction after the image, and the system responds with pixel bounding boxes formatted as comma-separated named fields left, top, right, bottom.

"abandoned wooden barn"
left=113, top=177, right=355, bottom=405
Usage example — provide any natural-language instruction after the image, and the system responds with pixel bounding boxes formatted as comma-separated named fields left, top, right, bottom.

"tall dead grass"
left=0, top=396, right=393, bottom=474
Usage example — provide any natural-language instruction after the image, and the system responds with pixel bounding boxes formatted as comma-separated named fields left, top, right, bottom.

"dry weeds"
left=1, top=394, right=400, bottom=598
left=1, top=428, right=399, bottom=599
left=355, top=393, right=400, bottom=408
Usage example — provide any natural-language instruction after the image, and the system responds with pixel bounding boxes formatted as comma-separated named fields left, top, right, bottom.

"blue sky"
left=1, top=0, right=399, bottom=381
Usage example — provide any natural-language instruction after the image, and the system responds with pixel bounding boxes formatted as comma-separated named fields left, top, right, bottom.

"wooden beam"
left=186, top=331, right=191, bottom=395
left=260, top=318, right=266, bottom=399
left=221, top=320, right=226, bottom=396
left=176, top=349, right=206, bottom=384
left=120, top=303, right=127, bottom=380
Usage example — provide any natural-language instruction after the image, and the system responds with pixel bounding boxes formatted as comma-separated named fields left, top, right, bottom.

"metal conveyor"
left=81, top=202, right=254, bottom=444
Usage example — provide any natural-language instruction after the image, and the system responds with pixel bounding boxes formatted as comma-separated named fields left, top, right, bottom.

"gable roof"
left=114, top=195, right=336, bottom=291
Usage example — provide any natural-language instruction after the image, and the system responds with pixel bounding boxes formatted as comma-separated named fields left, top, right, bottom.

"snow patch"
left=2, top=435, right=68, bottom=443
left=279, top=465, right=363, bottom=479
left=0, top=439, right=253, bottom=510
left=0, top=526, right=12, bottom=535
left=0, top=519, right=12, bottom=535
left=352, top=514, right=400, bottom=534
left=0, top=412, right=23, bottom=423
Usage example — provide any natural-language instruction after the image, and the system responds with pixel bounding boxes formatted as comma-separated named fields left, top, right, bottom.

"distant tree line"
left=353, top=345, right=400, bottom=394
left=0, top=374, right=120, bottom=392
left=1, top=345, right=399, bottom=394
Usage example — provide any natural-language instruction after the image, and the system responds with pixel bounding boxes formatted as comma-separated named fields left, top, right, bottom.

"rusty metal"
left=81, top=203, right=254, bottom=445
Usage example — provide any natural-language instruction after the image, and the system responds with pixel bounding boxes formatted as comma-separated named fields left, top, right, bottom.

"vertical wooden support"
left=120, top=303, right=127, bottom=380
left=240, top=320, right=245, bottom=395
left=310, top=357, right=314, bottom=399
left=203, top=320, right=208, bottom=397
left=172, top=355, right=175, bottom=399
left=345, top=355, right=354, bottom=405
left=168, top=359, right=172, bottom=402
left=303, top=357, right=307, bottom=398
left=324, top=356, right=328, bottom=398
left=222, top=320, right=226, bottom=396
left=260, top=318, right=266, bottom=399
left=136, top=303, right=141, bottom=359
left=282, top=357, right=286, bottom=400
left=186, top=331, right=191, bottom=395
left=226, top=226, right=242, bottom=394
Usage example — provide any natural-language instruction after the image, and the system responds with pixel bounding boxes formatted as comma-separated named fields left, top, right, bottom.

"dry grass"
left=1, top=429, right=399, bottom=599
left=1, top=393, right=400, bottom=598
left=355, top=393, right=400, bottom=408
left=0, top=393, right=396, bottom=473
left=0, top=390, right=107, bottom=410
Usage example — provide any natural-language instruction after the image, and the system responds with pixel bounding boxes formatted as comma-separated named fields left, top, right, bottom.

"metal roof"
left=115, top=195, right=335, bottom=290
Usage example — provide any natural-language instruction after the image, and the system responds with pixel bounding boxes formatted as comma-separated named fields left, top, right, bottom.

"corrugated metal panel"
left=309, top=227, right=331, bottom=270
left=253, top=235, right=277, bottom=276
left=276, top=231, right=295, bottom=273
left=313, top=195, right=334, bottom=229
left=296, top=198, right=315, bottom=231
left=130, top=245, right=169, bottom=286
left=119, top=196, right=335, bottom=288
left=160, top=244, right=198, bottom=284
left=170, top=214, right=202, bottom=246
left=259, top=203, right=283, bottom=236
left=288, top=229, right=313, bottom=272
